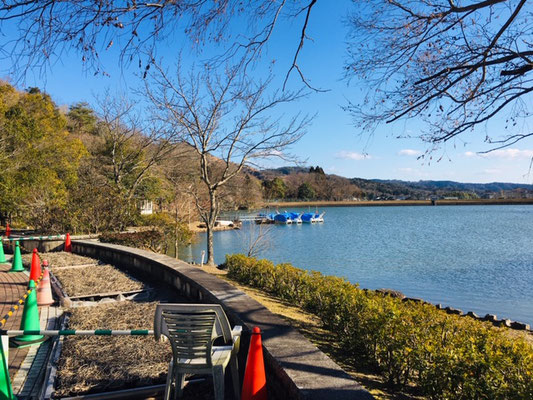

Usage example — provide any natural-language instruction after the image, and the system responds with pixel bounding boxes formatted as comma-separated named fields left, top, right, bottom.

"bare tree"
left=239, top=223, right=273, bottom=258
left=0, top=0, right=320, bottom=88
left=160, top=144, right=199, bottom=259
left=146, top=60, right=310, bottom=265
left=345, top=0, right=533, bottom=152
left=95, top=93, right=173, bottom=201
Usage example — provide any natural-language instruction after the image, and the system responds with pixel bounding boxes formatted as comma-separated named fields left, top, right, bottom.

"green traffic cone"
left=0, top=336, right=15, bottom=400
left=0, top=238, right=7, bottom=265
left=8, top=242, right=23, bottom=273
left=14, top=280, right=43, bottom=344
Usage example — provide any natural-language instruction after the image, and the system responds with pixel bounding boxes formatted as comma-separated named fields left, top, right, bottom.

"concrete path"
left=0, top=258, right=63, bottom=399
left=0, top=260, right=31, bottom=380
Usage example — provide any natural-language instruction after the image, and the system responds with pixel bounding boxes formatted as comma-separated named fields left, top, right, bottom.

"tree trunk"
left=174, top=206, right=179, bottom=259
left=206, top=224, right=214, bottom=266
left=206, top=189, right=218, bottom=266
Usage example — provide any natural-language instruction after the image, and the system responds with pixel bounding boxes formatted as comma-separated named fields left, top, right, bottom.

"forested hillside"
left=0, top=83, right=262, bottom=234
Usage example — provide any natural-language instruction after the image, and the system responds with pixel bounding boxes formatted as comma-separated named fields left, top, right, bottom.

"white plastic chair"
left=154, top=303, right=242, bottom=400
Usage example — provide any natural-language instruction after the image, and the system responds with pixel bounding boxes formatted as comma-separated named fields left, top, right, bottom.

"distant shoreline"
left=263, top=198, right=533, bottom=208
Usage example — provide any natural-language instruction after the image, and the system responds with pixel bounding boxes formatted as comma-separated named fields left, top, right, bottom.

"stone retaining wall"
left=2, top=239, right=64, bottom=253
left=72, top=240, right=374, bottom=400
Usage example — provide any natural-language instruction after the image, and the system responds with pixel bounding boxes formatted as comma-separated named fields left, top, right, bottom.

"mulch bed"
left=22, top=252, right=98, bottom=269
left=54, top=302, right=171, bottom=397
left=52, top=264, right=145, bottom=297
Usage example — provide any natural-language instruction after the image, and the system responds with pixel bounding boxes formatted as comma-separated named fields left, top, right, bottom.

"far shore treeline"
left=1, top=82, right=532, bottom=237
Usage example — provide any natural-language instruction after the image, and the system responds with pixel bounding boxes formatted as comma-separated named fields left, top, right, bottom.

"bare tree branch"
left=0, top=0, right=322, bottom=89
left=345, top=0, right=533, bottom=152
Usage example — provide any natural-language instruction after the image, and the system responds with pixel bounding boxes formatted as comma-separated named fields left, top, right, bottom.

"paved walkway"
left=0, top=258, right=63, bottom=399
left=0, top=260, right=32, bottom=380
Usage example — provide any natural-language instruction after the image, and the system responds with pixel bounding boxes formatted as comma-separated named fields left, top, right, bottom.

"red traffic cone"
left=37, top=263, right=54, bottom=306
left=5, top=223, right=10, bottom=238
left=64, top=233, right=71, bottom=252
left=29, top=248, right=41, bottom=282
left=241, top=327, right=267, bottom=400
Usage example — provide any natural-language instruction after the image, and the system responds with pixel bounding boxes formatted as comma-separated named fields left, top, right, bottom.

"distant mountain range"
left=259, top=166, right=533, bottom=190
left=255, top=166, right=533, bottom=200
left=371, top=179, right=533, bottom=192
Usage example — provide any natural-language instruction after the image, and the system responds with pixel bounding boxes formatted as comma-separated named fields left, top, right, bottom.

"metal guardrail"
left=0, top=329, right=153, bottom=336
left=2, top=235, right=65, bottom=242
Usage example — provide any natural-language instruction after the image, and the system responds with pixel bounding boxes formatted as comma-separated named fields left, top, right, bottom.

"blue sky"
left=1, top=0, right=532, bottom=184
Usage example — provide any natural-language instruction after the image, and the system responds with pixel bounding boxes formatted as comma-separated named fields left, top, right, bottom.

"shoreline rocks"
left=375, top=288, right=531, bottom=332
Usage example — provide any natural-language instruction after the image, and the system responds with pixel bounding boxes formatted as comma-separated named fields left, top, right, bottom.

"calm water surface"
left=179, top=205, right=533, bottom=325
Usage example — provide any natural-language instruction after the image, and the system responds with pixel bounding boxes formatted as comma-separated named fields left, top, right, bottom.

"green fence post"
left=0, top=335, right=15, bottom=400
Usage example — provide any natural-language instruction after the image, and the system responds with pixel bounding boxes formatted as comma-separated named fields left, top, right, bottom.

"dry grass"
left=22, top=251, right=97, bottom=269
left=54, top=302, right=171, bottom=397
left=502, top=326, right=533, bottom=345
left=53, top=265, right=145, bottom=297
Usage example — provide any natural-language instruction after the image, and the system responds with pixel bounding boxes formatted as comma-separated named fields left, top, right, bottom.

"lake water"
left=178, top=205, right=533, bottom=326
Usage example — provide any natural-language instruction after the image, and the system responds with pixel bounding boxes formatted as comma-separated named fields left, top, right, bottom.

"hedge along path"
left=226, top=254, right=533, bottom=400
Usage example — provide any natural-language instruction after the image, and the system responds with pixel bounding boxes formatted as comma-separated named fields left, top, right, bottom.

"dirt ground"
left=52, top=255, right=231, bottom=399
left=187, top=221, right=241, bottom=233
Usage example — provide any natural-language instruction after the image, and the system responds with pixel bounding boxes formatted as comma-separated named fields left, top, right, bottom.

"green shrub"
left=226, top=254, right=533, bottom=399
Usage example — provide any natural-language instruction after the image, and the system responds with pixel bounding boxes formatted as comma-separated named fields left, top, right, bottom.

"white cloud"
left=267, top=149, right=284, bottom=157
left=336, top=151, right=371, bottom=160
left=482, top=169, right=502, bottom=175
left=397, top=168, right=430, bottom=178
left=464, top=148, right=533, bottom=159
left=398, top=167, right=415, bottom=173
left=484, top=149, right=533, bottom=159
left=398, top=149, right=421, bottom=157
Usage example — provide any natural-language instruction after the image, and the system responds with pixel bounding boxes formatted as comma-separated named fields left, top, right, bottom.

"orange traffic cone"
left=64, top=233, right=71, bottom=252
left=241, top=327, right=267, bottom=400
left=37, top=263, right=54, bottom=306
left=29, top=248, right=41, bottom=282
